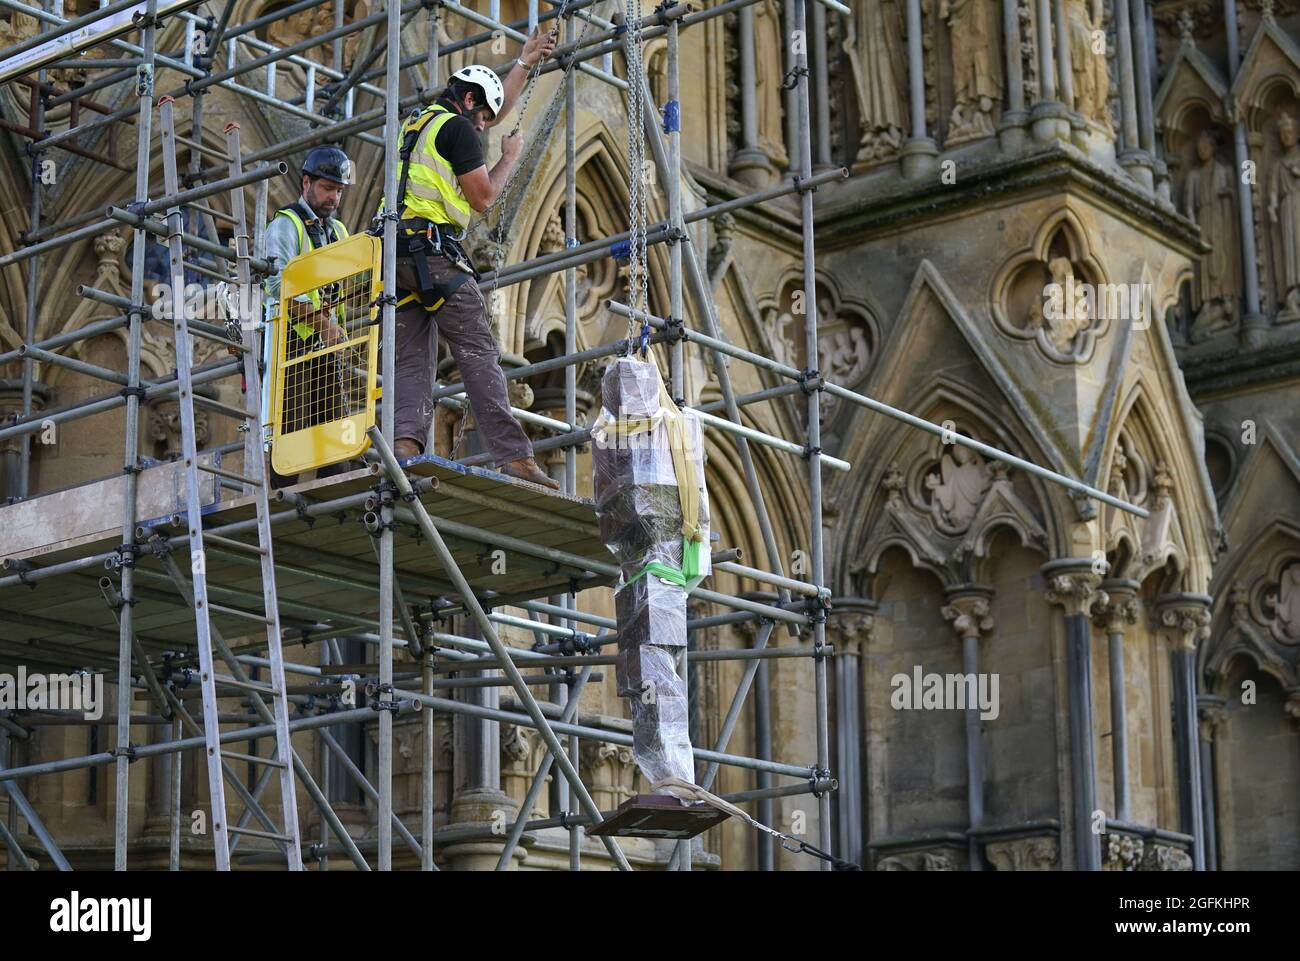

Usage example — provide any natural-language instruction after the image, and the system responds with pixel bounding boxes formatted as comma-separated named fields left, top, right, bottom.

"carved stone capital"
left=940, top=593, right=994, bottom=642
left=1284, top=690, right=1300, bottom=729
left=1093, top=583, right=1141, bottom=635
left=986, top=835, right=1060, bottom=871
left=1197, top=697, right=1228, bottom=742
left=148, top=398, right=210, bottom=460
left=1156, top=596, right=1213, bottom=653
left=876, top=849, right=958, bottom=871
left=1102, top=832, right=1145, bottom=871
left=1043, top=566, right=1107, bottom=618
left=1142, top=842, right=1194, bottom=872
left=500, top=723, right=534, bottom=768
left=826, top=597, right=876, bottom=649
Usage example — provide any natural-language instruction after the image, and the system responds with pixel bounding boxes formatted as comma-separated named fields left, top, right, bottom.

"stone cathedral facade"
left=0, top=0, right=1297, bottom=870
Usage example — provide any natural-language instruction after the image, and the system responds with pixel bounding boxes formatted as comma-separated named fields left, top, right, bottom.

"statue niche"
left=845, top=0, right=908, bottom=163
left=754, top=0, right=790, bottom=171
left=941, top=0, right=1002, bottom=144
left=1266, top=111, right=1300, bottom=320
left=996, top=224, right=1108, bottom=363
left=1066, top=0, right=1111, bottom=131
left=1182, top=128, right=1240, bottom=341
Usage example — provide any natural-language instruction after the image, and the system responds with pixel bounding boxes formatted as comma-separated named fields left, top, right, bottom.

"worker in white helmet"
left=382, top=27, right=561, bottom=489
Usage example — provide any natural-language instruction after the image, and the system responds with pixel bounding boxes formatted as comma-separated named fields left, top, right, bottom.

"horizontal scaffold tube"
left=609, top=301, right=1151, bottom=518
left=0, top=358, right=241, bottom=443
left=0, top=704, right=415, bottom=784
left=393, top=689, right=815, bottom=779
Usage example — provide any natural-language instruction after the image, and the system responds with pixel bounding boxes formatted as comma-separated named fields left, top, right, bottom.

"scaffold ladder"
left=158, top=97, right=303, bottom=871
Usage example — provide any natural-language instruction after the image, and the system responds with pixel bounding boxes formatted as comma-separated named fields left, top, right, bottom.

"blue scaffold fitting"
left=566, top=237, right=579, bottom=249
left=662, top=100, right=680, bottom=133
left=638, top=322, right=651, bottom=356
left=610, top=239, right=631, bottom=260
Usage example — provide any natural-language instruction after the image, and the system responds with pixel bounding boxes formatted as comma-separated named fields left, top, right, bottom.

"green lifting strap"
left=624, top=538, right=706, bottom=589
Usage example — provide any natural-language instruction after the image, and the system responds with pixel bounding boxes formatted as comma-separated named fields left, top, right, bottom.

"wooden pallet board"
left=0, top=450, right=616, bottom=671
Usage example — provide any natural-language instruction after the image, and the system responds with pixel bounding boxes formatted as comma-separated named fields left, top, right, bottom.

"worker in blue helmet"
left=263, top=145, right=356, bottom=484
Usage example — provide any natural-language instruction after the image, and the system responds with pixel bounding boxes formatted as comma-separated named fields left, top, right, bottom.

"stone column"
left=1112, top=0, right=1148, bottom=185
left=1156, top=593, right=1212, bottom=871
left=1196, top=695, right=1225, bottom=872
left=732, top=4, right=779, bottom=187
left=1224, top=0, right=1266, bottom=347
left=828, top=599, right=875, bottom=869
left=1094, top=580, right=1139, bottom=823
left=1052, top=0, right=1075, bottom=112
left=445, top=623, right=520, bottom=870
left=0, top=379, right=51, bottom=500
left=811, top=1, right=834, bottom=170
left=1030, top=0, right=1068, bottom=141
left=899, top=0, right=939, bottom=177
left=1044, top=562, right=1106, bottom=871
left=998, top=0, right=1028, bottom=150
left=1129, top=0, right=1165, bottom=196
left=941, top=588, right=995, bottom=870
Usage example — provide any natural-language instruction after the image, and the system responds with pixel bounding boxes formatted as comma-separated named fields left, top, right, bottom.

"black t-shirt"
left=431, top=100, right=486, bottom=176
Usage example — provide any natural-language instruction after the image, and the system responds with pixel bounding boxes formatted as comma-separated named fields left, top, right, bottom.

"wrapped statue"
left=591, top=356, right=711, bottom=790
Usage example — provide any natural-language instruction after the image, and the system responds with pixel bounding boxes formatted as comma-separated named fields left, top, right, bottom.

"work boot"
left=501, top=456, right=561, bottom=491
left=392, top=439, right=422, bottom=461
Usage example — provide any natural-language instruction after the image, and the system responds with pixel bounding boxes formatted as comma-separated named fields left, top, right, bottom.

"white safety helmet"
left=450, top=64, right=505, bottom=118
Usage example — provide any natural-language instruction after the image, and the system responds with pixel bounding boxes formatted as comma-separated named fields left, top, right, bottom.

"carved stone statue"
left=754, top=0, right=790, bottom=170
left=926, top=444, right=991, bottom=531
left=1184, top=130, right=1239, bottom=340
left=1032, top=256, right=1092, bottom=353
left=268, top=6, right=318, bottom=53
left=941, top=0, right=1002, bottom=142
left=0, top=9, right=39, bottom=47
left=1066, top=0, right=1111, bottom=129
left=845, top=0, right=908, bottom=162
left=1267, top=112, right=1300, bottom=318
left=1270, top=563, right=1300, bottom=644
left=824, top=325, right=871, bottom=382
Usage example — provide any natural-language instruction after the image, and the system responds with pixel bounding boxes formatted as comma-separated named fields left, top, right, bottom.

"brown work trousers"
left=392, top=252, right=533, bottom=465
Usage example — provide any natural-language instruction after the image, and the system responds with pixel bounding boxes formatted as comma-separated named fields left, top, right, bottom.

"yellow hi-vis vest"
left=384, top=104, right=474, bottom=231
left=274, top=207, right=350, bottom=340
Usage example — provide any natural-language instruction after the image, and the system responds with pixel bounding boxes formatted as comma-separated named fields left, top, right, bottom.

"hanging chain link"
left=624, top=0, right=651, bottom=354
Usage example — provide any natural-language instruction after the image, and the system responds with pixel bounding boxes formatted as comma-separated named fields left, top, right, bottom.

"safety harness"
left=384, top=103, right=477, bottom=315
left=274, top=202, right=350, bottom=340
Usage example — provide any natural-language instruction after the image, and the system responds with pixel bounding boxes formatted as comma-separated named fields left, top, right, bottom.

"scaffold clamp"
left=797, top=368, right=822, bottom=394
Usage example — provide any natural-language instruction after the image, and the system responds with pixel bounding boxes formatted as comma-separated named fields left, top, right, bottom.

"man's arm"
left=458, top=131, right=523, bottom=212
left=486, top=26, right=557, bottom=127
left=262, top=215, right=299, bottom=305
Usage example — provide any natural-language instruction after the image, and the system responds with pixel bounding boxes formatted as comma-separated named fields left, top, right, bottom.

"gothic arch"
left=1100, top=382, right=1215, bottom=587
left=841, top=381, right=1055, bottom=593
